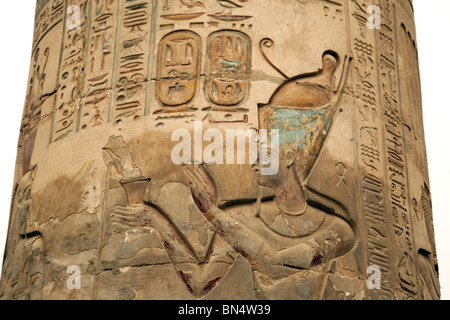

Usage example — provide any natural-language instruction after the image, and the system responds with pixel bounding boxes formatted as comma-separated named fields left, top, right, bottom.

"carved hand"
left=110, top=204, right=154, bottom=231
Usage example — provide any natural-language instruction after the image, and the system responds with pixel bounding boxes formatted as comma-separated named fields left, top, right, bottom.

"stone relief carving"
left=1, top=168, right=45, bottom=300
left=95, top=48, right=355, bottom=299
left=0, top=0, right=440, bottom=300
left=157, top=31, right=202, bottom=107
left=206, top=30, right=251, bottom=108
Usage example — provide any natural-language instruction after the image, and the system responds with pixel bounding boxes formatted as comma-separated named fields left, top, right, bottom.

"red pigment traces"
left=310, top=251, right=324, bottom=267
left=277, top=185, right=295, bottom=201
left=215, top=221, right=227, bottom=238
left=191, top=189, right=208, bottom=214
left=235, top=247, right=250, bottom=260
left=163, top=240, right=175, bottom=253
left=178, top=271, right=194, bottom=295
left=203, top=277, right=222, bottom=294
left=170, top=233, right=185, bottom=247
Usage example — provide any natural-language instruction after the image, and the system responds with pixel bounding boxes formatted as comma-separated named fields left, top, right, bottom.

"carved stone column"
left=0, top=0, right=440, bottom=300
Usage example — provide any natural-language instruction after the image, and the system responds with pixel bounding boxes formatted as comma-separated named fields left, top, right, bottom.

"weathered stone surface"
left=0, top=0, right=440, bottom=300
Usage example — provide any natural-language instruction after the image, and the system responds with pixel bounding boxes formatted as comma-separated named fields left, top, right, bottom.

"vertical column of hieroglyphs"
left=78, top=0, right=119, bottom=131
left=377, top=0, right=417, bottom=298
left=399, top=23, right=428, bottom=180
left=348, top=0, right=395, bottom=299
left=110, top=0, right=155, bottom=124
left=24, top=1, right=64, bottom=142
left=52, top=0, right=87, bottom=142
left=399, top=20, right=439, bottom=280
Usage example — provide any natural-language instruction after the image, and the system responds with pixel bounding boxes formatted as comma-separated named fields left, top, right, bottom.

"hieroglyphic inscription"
left=157, top=31, right=202, bottom=107
left=400, top=25, right=422, bottom=136
left=21, top=1, right=66, bottom=143
left=49, top=0, right=258, bottom=138
left=52, top=0, right=88, bottom=142
left=22, top=0, right=64, bottom=141
left=79, top=0, right=119, bottom=131
left=111, top=0, right=154, bottom=124
left=419, top=184, right=437, bottom=264
left=151, top=0, right=255, bottom=118
left=349, top=0, right=395, bottom=299
left=160, top=0, right=207, bottom=21
left=377, top=0, right=417, bottom=298
left=206, top=30, right=251, bottom=109
left=361, top=174, right=392, bottom=275
left=22, top=47, right=50, bottom=139
left=397, top=20, right=439, bottom=297
left=4, top=0, right=442, bottom=301
left=33, top=0, right=65, bottom=52
left=398, top=24, right=427, bottom=175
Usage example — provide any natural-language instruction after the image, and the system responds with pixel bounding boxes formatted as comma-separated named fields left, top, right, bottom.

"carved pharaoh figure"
left=179, top=51, right=356, bottom=299
left=96, top=50, right=356, bottom=300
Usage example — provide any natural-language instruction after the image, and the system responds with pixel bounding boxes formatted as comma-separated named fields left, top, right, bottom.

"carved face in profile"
left=253, top=146, right=298, bottom=189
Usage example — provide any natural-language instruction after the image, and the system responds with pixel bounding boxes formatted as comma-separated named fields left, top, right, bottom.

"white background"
left=0, top=0, right=448, bottom=299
